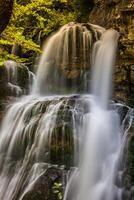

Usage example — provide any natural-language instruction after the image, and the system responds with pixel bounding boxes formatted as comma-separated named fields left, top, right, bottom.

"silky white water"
left=0, top=96, right=65, bottom=199
left=33, top=22, right=104, bottom=95
left=0, top=23, right=133, bottom=200
left=4, top=60, right=35, bottom=96
left=63, top=29, right=123, bottom=200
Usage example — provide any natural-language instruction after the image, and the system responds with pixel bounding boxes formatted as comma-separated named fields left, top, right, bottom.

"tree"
left=0, top=0, right=14, bottom=34
left=0, top=0, right=94, bottom=64
left=0, top=0, right=77, bottom=64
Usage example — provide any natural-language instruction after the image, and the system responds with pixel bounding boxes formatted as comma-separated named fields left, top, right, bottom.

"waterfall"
left=5, top=60, right=22, bottom=96
left=91, top=30, right=119, bottom=108
left=0, top=94, right=84, bottom=199
left=81, top=29, right=121, bottom=199
left=0, top=23, right=133, bottom=200
left=4, top=60, right=35, bottom=96
left=63, top=29, right=121, bottom=200
left=34, top=22, right=105, bottom=95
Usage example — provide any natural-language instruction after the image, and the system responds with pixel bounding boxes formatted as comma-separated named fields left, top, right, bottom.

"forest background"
left=0, top=0, right=93, bottom=65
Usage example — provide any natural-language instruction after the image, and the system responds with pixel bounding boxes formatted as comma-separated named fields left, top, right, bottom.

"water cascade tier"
left=34, top=22, right=105, bottom=95
left=0, top=60, right=35, bottom=97
left=0, top=22, right=133, bottom=200
left=0, top=95, right=133, bottom=200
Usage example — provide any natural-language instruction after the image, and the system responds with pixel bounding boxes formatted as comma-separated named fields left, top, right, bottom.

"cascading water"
left=0, top=22, right=133, bottom=200
left=0, top=96, right=63, bottom=199
left=64, top=29, right=122, bottom=200
left=4, top=60, right=35, bottom=96
left=5, top=60, right=22, bottom=96
left=34, top=22, right=104, bottom=94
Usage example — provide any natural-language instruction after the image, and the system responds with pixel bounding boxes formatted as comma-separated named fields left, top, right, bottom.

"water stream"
left=0, top=23, right=133, bottom=200
left=4, top=60, right=35, bottom=96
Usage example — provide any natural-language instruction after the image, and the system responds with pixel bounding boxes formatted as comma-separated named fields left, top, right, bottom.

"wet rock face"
left=123, top=127, right=134, bottom=188
left=0, top=60, right=34, bottom=123
left=119, top=109, right=134, bottom=199
left=0, top=60, right=31, bottom=97
left=50, top=97, right=86, bottom=168
left=114, top=7, right=134, bottom=106
left=89, top=0, right=124, bottom=28
left=22, top=167, right=64, bottom=200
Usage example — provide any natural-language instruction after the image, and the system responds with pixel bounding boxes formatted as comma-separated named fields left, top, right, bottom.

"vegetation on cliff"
left=0, top=0, right=93, bottom=65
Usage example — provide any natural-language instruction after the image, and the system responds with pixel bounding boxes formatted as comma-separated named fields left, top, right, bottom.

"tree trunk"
left=0, top=0, right=14, bottom=34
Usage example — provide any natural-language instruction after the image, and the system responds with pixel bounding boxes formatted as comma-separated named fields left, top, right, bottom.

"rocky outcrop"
left=89, top=0, right=122, bottom=28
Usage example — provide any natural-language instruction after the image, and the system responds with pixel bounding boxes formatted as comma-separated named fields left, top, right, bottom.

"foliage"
left=0, top=0, right=76, bottom=64
left=0, top=0, right=93, bottom=64
left=53, top=182, right=63, bottom=200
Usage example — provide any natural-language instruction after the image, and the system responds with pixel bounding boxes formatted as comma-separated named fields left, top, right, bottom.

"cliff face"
left=89, top=0, right=134, bottom=106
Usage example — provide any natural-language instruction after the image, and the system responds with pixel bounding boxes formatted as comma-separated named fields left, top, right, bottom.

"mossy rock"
left=22, top=167, right=64, bottom=200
